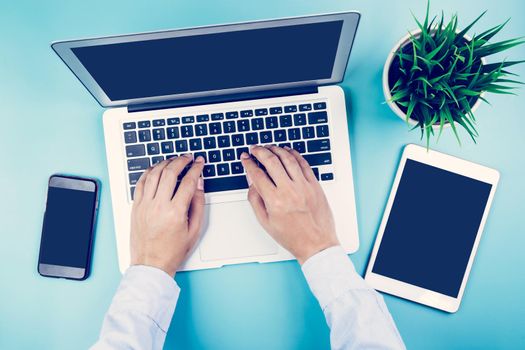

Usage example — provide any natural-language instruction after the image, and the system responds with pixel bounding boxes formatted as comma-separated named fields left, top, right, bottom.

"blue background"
left=1, top=0, right=524, bottom=349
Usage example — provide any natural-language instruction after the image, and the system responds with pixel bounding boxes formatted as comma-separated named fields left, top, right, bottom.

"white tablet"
left=365, top=144, right=499, bottom=312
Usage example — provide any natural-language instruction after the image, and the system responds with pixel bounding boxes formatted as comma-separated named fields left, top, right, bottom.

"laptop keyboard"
left=123, top=101, right=334, bottom=200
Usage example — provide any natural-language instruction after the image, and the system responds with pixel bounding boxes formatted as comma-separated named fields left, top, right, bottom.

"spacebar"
left=204, top=175, right=248, bottom=193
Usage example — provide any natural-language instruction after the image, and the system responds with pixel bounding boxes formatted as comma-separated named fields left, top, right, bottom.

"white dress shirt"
left=92, top=246, right=405, bottom=350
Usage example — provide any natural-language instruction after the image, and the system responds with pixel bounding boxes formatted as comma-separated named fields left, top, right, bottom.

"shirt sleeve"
left=91, top=265, right=180, bottom=350
left=302, top=246, right=406, bottom=350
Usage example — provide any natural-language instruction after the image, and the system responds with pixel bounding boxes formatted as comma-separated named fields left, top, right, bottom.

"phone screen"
left=39, top=176, right=97, bottom=279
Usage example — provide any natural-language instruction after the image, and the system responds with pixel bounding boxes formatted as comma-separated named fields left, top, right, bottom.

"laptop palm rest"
left=199, top=200, right=279, bottom=262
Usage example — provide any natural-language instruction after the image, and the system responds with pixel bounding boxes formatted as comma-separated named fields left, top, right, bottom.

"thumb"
left=247, top=185, right=270, bottom=230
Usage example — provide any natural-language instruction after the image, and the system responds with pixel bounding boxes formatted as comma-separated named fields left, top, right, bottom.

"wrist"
left=131, top=256, right=177, bottom=278
left=296, top=240, right=340, bottom=265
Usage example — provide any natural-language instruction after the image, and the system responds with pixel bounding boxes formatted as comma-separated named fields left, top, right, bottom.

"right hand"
left=240, top=145, right=340, bottom=265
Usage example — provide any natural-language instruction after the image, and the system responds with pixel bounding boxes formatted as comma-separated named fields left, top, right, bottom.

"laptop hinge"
left=127, top=86, right=319, bottom=113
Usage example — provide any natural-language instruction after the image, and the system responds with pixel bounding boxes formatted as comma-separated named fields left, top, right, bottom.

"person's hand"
left=240, top=145, right=340, bottom=265
left=130, top=154, right=205, bottom=277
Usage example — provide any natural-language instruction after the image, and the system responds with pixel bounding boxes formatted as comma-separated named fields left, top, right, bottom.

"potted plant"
left=383, top=1, right=524, bottom=147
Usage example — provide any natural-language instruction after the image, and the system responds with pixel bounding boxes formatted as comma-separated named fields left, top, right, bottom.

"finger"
left=155, top=154, right=193, bottom=202
left=267, top=145, right=305, bottom=182
left=250, top=146, right=292, bottom=186
left=172, top=156, right=205, bottom=208
left=240, top=152, right=275, bottom=198
left=188, top=182, right=205, bottom=237
left=288, top=148, right=318, bottom=183
left=247, top=186, right=270, bottom=230
left=133, top=168, right=151, bottom=204
left=143, top=159, right=172, bottom=200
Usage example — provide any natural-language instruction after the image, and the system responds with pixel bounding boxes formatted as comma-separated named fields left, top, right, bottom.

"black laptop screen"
left=71, top=21, right=343, bottom=101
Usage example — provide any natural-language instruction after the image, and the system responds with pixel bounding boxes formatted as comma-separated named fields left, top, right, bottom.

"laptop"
left=52, top=12, right=361, bottom=273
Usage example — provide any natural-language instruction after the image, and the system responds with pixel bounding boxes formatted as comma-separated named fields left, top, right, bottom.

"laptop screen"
left=71, top=21, right=344, bottom=101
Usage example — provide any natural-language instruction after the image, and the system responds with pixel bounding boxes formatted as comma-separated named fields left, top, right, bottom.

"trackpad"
left=199, top=200, right=278, bottom=261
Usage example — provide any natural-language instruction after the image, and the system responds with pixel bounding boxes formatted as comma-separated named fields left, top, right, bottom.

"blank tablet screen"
left=372, top=159, right=492, bottom=297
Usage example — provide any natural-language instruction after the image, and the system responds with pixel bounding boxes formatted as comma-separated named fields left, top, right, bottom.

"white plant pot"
left=382, top=29, right=484, bottom=129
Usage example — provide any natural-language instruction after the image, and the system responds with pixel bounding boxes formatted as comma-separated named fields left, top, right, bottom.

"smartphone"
left=38, top=174, right=99, bottom=280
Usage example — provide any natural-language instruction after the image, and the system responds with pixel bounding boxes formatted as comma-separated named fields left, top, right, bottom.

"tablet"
left=365, top=144, right=499, bottom=312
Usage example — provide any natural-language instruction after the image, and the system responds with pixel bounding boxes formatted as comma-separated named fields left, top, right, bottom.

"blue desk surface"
left=1, top=0, right=524, bottom=348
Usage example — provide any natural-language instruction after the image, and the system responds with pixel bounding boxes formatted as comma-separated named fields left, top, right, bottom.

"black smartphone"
left=38, top=174, right=99, bottom=280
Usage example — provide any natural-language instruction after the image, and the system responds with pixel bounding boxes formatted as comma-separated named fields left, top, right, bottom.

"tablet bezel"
left=365, top=144, right=499, bottom=312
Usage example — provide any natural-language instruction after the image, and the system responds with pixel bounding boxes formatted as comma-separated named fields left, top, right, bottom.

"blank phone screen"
left=40, top=186, right=96, bottom=268
left=372, top=159, right=492, bottom=297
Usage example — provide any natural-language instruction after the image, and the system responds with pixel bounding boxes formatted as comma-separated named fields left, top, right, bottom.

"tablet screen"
left=372, top=159, right=492, bottom=297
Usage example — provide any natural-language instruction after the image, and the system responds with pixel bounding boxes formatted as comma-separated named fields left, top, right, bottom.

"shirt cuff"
left=301, top=245, right=370, bottom=310
left=116, top=265, right=180, bottom=332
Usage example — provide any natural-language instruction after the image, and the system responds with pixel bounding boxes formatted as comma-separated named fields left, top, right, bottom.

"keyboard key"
left=236, top=147, right=249, bottom=160
left=211, top=113, right=224, bottom=121
left=226, top=111, right=239, bottom=119
left=147, top=143, right=160, bottom=155
left=195, top=124, right=208, bottom=136
left=194, top=151, right=207, bottom=162
left=189, top=138, right=202, bottom=151
left=232, top=134, right=245, bottom=146
left=278, top=142, right=291, bottom=148
left=284, top=105, right=297, bottom=113
left=288, top=128, right=300, bottom=141
left=138, top=130, right=151, bottom=142
left=307, top=139, right=331, bottom=152
left=182, top=116, right=194, bottom=124
left=237, top=119, right=250, bottom=132
left=222, top=148, right=235, bottom=161
left=321, top=173, right=334, bottom=181
left=167, top=117, right=180, bottom=125
left=314, top=102, right=327, bottom=110
left=223, top=121, right=236, bottom=133
left=153, top=119, right=165, bottom=127
left=217, top=135, right=230, bottom=148
left=123, top=122, right=136, bottom=130
left=138, top=121, right=150, bottom=128
left=299, top=104, right=312, bottom=112
left=181, top=125, right=194, bottom=138
left=203, top=137, right=216, bottom=149
left=265, top=116, right=278, bottom=129
left=203, top=175, right=248, bottom=193
left=308, top=111, right=328, bottom=124
left=167, top=127, right=179, bottom=139
left=175, top=140, right=188, bottom=152
left=124, top=131, right=137, bottom=144
left=153, top=128, right=165, bottom=140
left=240, top=110, right=253, bottom=118
left=129, top=172, right=143, bottom=185
left=279, top=114, right=292, bottom=127
left=269, top=107, right=282, bottom=114
left=302, top=126, right=315, bottom=139
left=255, top=108, right=268, bottom=116
left=203, top=164, right=216, bottom=177
left=217, top=163, right=230, bottom=176
left=231, top=162, right=244, bottom=174
left=160, top=141, right=173, bottom=154
left=251, top=118, right=264, bottom=130
left=293, top=113, right=307, bottom=126
left=260, top=131, right=272, bottom=143
left=246, top=132, right=258, bottom=145
left=312, top=167, right=320, bottom=180
left=209, top=122, right=222, bottom=135
left=166, top=154, right=177, bottom=160
left=128, top=157, right=150, bottom=171
left=197, top=114, right=209, bottom=122
left=152, top=156, right=165, bottom=165
left=126, top=144, right=145, bottom=157
left=316, top=125, right=329, bottom=137
left=130, top=186, right=135, bottom=199
left=209, top=150, right=221, bottom=163
left=304, top=152, right=332, bottom=166
left=274, top=129, right=286, bottom=142
left=292, top=141, right=306, bottom=153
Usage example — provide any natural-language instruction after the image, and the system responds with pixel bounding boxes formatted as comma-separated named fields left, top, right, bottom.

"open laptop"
left=52, top=12, right=361, bottom=273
